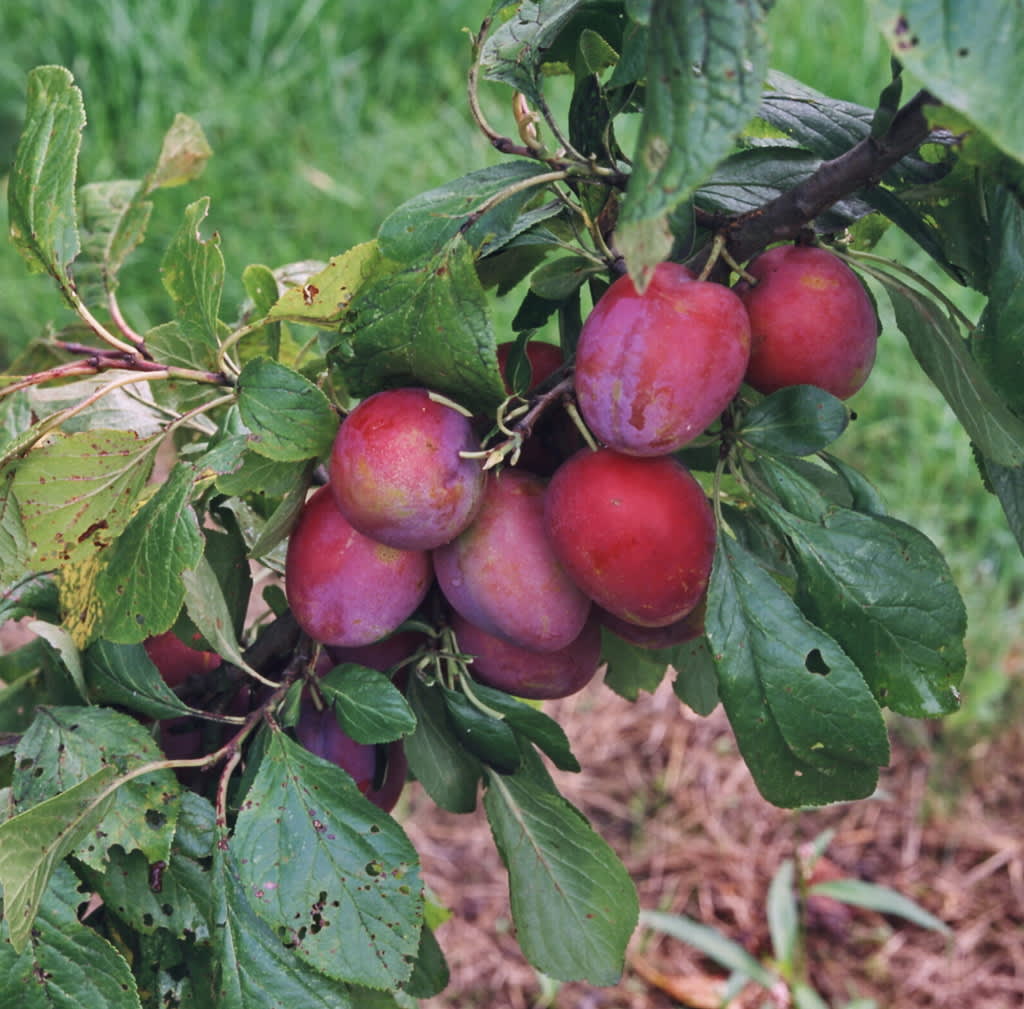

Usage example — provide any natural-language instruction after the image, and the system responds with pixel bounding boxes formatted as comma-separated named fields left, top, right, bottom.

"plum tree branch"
left=703, top=89, right=942, bottom=270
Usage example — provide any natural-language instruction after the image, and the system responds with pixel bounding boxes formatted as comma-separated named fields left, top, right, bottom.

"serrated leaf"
left=84, top=846, right=214, bottom=941
left=871, top=0, right=1024, bottom=163
left=481, top=0, right=592, bottom=103
left=706, top=534, right=889, bottom=808
left=808, top=877, right=949, bottom=932
left=76, top=180, right=153, bottom=302
left=156, top=197, right=225, bottom=370
left=740, top=386, right=850, bottom=456
left=379, top=162, right=558, bottom=263
left=268, top=242, right=382, bottom=328
left=0, top=862, right=142, bottom=1008
left=245, top=461, right=316, bottom=561
left=0, top=476, right=30, bottom=586
left=93, top=463, right=203, bottom=643
left=759, top=497, right=966, bottom=717
left=7, top=66, right=84, bottom=287
left=618, top=0, right=768, bottom=282
left=529, top=255, right=602, bottom=300
left=10, top=429, right=157, bottom=570
left=404, top=675, right=482, bottom=813
left=26, top=374, right=165, bottom=436
left=11, top=706, right=182, bottom=870
left=0, top=766, right=118, bottom=952
left=238, top=263, right=283, bottom=363
left=236, top=358, right=337, bottom=461
left=147, top=113, right=212, bottom=190
left=26, top=619, right=86, bottom=697
left=484, top=760, right=638, bottom=984
left=404, top=921, right=450, bottom=999
left=211, top=847, right=361, bottom=1009
left=84, top=639, right=195, bottom=720
left=319, top=665, right=417, bottom=745
left=231, top=731, right=422, bottom=990
left=856, top=256, right=1024, bottom=467
left=335, top=238, right=507, bottom=414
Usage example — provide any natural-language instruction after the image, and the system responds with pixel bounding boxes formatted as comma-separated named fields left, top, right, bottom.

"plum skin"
left=330, top=387, right=485, bottom=550
left=736, top=244, right=878, bottom=399
left=285, top=485, right=432, bottom=648
left=144, top=631, right=220, bottom=689
left=453, top=610, right=602, bottom=700
left=544, top=449, right=716, bottom=627
left=295, top=700, right=407, bottom=813
left=433, top=470, right=592, bottom=652
left=574, top=262, right=751, bottom=455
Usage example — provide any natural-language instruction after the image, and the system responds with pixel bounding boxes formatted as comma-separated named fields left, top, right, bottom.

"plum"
left=453, top=609, right=602, bottom=700
left=295, top=699, right=407, bottom=812
left=330, top=387, right=485, bottom=549
left=434, top=470, right=591, bottom=652
left=285, top=485, right=432, bottom=647
left=736, top=244, right=878, bottom=399
left=144, top=630, right=220, bottom=689
left=597, top=595, right=706, bottom=649
left=544, top=449, right=715, bottom=627
left=574, top=262, right=750, bottom=455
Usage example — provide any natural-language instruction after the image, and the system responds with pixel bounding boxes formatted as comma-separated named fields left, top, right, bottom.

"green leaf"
left=231, top=731, right=422, bottom=990
left=855, top=256, right=1024, bottom=467
left=0, top=862, right=142, bottom=1008
left=0, top=766, right=118, bottom=952
left=7, top=66, right=84, bottom=287
left=484, top=760, right=638, bottom=984
left=973, top=186, right=1024, bottom=415
left=529, top=255, right=603, bottom=300
left=84, top=639, right=195, bottom=720
left=982, top=456, right=1024, bottom=555
left=156, top=197, right=226, bottom=370
left=404, top=921, right=450, bottom=999
left=706, top=534, right=889, bottom=808
left=336, top=237, right=506, bottom=413
left=617, top=0, right=768, bottom=282
left=180, top=554, right=254, bottom=676
left=740, top=386, right=850, bottom=456
left=11, top=706, right=182, bottom=870
left=442, top=687, right=521, bottom=773
left=319, top=665, right=417, bottom=745
left=404, top=675, right=482, bottom=813
left=481, top=0, right=593, bottom=103
left=759, top=496, right=966, bottom=717
left=238, top=263, right=283, bottom=362
left=267, top=243, right=380, bottom=328
left=211, top=847, right=362, bottom=1009
left=871, top=0, right=1024, bottom=163
left=467, top=680, right=581, bottom=772
left=809, top=878, right=950, bottom=933
left=236, top=358, right=338, bottom=462
left=670, top=635, right=720, bottom=716
left=379, top=162, right=559, bottom=263
left=766, top=858, right=799, bottom=974
left=639, top=908, right=778, bottom=988
left=85, top=846, right=214, bottom=941
left=9, top=429, right=157, bottom=570
left=600, top=628, right=672, bottom=700
left=76, top=180, right=153, bottom=302
left=94, top=463, right=203, bottom=643
left=26, top=620, right=85, bottom=698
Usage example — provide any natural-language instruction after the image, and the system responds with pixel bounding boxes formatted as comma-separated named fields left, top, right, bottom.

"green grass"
left=1, top=0, right=1021, bottom=730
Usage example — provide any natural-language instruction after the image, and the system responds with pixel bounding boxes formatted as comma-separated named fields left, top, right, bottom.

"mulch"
left=403, top=674, right=1024, bottom=1008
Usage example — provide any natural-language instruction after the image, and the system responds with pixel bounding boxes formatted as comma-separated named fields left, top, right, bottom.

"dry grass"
left=404, top=676, right=1024, bottom=1008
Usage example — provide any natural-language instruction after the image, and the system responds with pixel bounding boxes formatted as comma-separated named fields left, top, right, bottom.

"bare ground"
left=404, top=675, right=1024, bottom=1008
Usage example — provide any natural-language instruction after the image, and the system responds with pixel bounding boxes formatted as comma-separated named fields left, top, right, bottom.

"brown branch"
left=701, top=89, right=941, bottom=272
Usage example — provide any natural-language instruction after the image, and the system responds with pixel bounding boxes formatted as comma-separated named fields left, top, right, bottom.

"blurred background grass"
left=1, top=0, right=1020, bottom=732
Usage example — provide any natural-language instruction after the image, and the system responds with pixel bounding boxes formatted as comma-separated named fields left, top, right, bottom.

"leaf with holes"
left=705, top=534, right=889, bottom=808
left=231, top=731, right=422, bottom=990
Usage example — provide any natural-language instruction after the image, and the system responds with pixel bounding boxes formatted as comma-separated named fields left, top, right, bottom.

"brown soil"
left=404, top=676, right=1024, bottom=1009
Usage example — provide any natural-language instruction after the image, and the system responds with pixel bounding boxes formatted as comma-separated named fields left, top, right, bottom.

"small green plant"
left=639, top=829, right=950, bottom=1008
